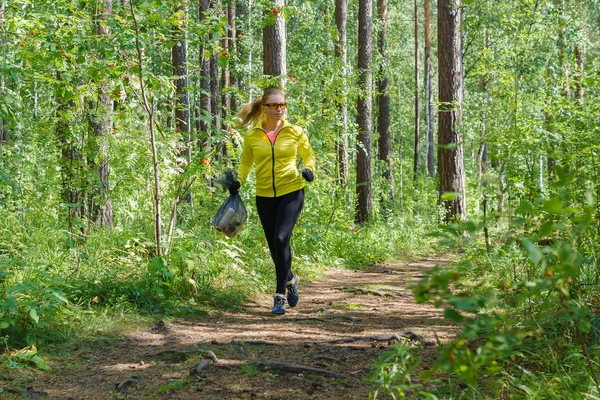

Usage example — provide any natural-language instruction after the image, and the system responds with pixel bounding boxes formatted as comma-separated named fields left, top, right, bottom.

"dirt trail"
left=19, top=257, right=456, bottom=399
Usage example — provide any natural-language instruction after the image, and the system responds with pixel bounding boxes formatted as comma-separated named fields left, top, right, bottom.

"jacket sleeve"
left=298, top=128, right=316, bottom=175
left=236, top=131, right=254, bottom=186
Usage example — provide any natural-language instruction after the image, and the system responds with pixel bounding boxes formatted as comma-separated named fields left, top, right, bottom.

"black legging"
left=256, top=189, right=304, bottom=295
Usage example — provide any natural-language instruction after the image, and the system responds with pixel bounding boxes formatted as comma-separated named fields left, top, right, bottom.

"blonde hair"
left=236, top=87, right=285, bottom=127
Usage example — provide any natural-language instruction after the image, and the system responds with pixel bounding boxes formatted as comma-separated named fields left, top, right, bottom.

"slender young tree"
left=377, top=0, right=393, bottom=200
left=437, top=0, right=466, bottom=221
left=0, top=1, right=7, bottom=145
left=335, top=0, right=349, bottom=187
left=356, top=0, right=373, bottom=224
left=130, top=1, right=162, bottom=256
left=228, top=0, right=238, bottom=111
left=57, top=75, right=83, bottom=231
left=477, top=27, right=488, bottom=184
left=210, top=2, right=221, bottom=147
left=263, top=0, right=286, bottom=86
left=424, top=0, right=434, bottom=177
left=413, top=0, right=421, bottom=178
left=221, top=1, right=231, bottom=120
left=574, top=45, right=584, bottom=101
left=198, top=0, right=212, bottom=149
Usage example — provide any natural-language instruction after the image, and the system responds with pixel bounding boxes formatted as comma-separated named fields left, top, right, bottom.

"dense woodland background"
left=1, top=0, right=600, bottom=397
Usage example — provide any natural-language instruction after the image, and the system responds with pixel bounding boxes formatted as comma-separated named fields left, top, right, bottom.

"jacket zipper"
left=260, top=128, right=282, bottom=197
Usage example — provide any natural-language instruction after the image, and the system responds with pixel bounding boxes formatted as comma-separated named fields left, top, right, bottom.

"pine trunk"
left=57, top=73, right=83, bottom=231
left=574, top=45, right=584, bottom=101
left=198, top=0, right=212, bottom=150
left=173, top=0, right=190, bottom=161
left=335, top=0, right=348, bottom=187
left=356, top=0, right=373, bottom=224
left=228, top=0, right=238, bottom=111
left=377, top=0, right=393, bottom=201
left=221, top=2, right=231, bottom=120
left=424, top=0, right=434, bottom=177
left=263, top=0, right=287, bottom=87
left=413, top=0, right=421, bottom=179
left=437, top=0, right=466, bottom=222
left=87, top=0, right=114, bottom=228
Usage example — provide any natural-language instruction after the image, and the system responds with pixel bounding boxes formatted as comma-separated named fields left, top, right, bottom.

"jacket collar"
left=251, top=118, right=292, bottom=132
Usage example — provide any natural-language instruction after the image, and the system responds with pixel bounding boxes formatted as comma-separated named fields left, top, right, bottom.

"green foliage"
left=405, top=183, right=600, bottom=398
left=368, top=341, right=426, bottom=399
left=1, top=345, right=51, bottom=372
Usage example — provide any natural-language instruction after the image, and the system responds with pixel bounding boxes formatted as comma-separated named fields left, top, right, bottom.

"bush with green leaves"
left=382, top=173, right=600, bottom=398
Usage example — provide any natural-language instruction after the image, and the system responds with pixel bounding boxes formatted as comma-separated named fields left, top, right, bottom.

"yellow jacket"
left=237, top=119, right=316, bottom=197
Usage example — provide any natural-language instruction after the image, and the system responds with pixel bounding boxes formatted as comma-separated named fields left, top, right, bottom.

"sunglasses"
left=263, top=103, right=287, bottom=110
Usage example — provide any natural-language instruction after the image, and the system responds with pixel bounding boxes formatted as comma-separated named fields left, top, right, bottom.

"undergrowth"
left=0, top=174, right=437, bottom=362
left=369, top=172, right=600, bottom=399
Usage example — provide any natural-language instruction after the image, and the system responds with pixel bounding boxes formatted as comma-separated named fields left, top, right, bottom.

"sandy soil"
left=3, top=256, right=457, bottom=399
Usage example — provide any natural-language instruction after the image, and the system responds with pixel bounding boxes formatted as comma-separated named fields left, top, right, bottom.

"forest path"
left=29, top=256, right=456, bottom=399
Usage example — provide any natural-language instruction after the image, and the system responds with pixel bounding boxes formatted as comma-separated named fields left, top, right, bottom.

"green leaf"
left=420, top=369, right=435, bottom=380
left=444, top=308, right=464, bottom=322
left=51, top=290, right=69, bottom=304
left=30, top=308, right=39, bottom=323
left=522, top=238, right=542, bottom=264
left=31, top=355, right=51, bottom=371
left=0, top=171, right=11, bottom=185
left=149, top=256, right=165, bottom=274
left=439, top=143, right=458, bottom=150
left=544, top=198, right=562, bottom=214
left=441, top=192, right=460, bottom=201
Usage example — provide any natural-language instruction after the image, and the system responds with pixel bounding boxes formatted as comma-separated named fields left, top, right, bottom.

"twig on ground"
left=220, top=360, right=357, bottom=380
left=200, top=339, right=277, bottom=347
left=231, top=340, right=247, bottom=358
left=151, top=349, right=219, bottom=363
left=319, top=331, right=423, bottom=345
left=311, top=356, right=350, bottom=366
left=288, top=317, right=331, bottom=323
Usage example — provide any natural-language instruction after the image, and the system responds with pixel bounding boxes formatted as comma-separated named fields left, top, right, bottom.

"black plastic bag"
left=212, top=170, right=247, bottom=238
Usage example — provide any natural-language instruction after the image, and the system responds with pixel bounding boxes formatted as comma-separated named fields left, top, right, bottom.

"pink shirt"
left=264, top=123, right=282, bottom=145
left=266, top=131, right=277, bottom=144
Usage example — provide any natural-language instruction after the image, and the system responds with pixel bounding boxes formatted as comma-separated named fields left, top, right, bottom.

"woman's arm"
left=298, top=128, right=316, bottom=175
left=236, top=131, right=254, bottom=185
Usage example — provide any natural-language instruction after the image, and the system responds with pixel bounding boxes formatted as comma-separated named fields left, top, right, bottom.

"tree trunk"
left=0, top=0, right=7, bottom=145
left=356, top=0, right=373, bottom=225
left=172, top=0, right=190, bottom=162
left=89, top=0, right=114, bottom=228
left=221, top=1, right=231, bottom=120
left=437, top=0, right=466, bottom=222
left=335, top=0, right=348, bottom=187
left=574, top=45, right=584, bottom=102
left=228, top=0, right=238, bottom=111
left=263, top=0, right=286, bottom=87
left=424, top=0, right=434, bottom=177
left=210, top=1, right=222, bottom=156
left=377, top=0, right=393, bottom=202
left=198, top=0, right=212, bottom=150
left=57, top=74, right=83, bottom=232
left=413, top=0, right=421, bottom=179
left=559, top=0, right=570, bottom=98
left=477, top=27, right=488, bottom=185
left=131, top=1, right=162, bottom=256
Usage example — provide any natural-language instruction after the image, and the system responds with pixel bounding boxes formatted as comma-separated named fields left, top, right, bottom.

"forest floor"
left=3, top=256, right=457, bottom=399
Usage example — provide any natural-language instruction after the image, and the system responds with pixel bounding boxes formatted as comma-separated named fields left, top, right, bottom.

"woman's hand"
left=301, top=169, right=314, bottom=182
left=229, top=181, right=241, bottom=195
